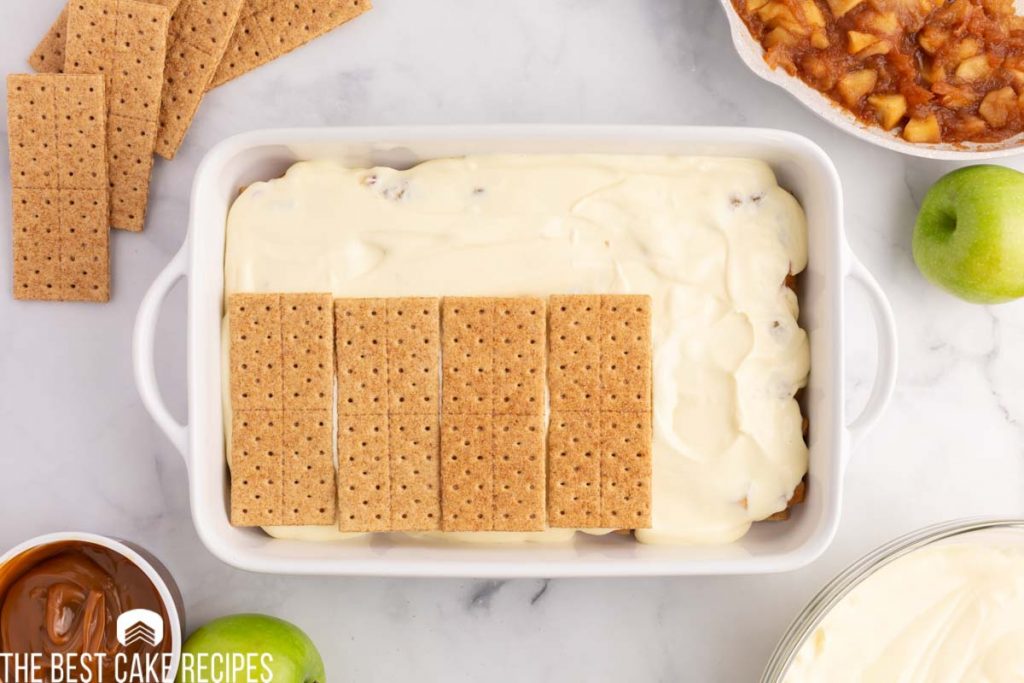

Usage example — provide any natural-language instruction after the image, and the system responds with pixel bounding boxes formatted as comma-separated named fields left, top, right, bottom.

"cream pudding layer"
left=223, top=154, right=809, bottom=545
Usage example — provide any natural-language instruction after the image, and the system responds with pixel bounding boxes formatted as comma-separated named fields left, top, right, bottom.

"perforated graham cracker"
left=230, top=410, right=283, bottom=526
left=156, top=0, right=245, bottom=158
left=493, top=414, right=545, bottom=531
left=441, top=298, right=494, bottom=415
left=389, top=413, right=441, bottom=531
left=65, top=0, right=170, bottom=231
left=337, top=414, right=390, bottom=531
left=493, top=297, right=546, bottom=415
left=600, top=295, right=652, bottom=412
left=546, top=294, right=653, bottom=529
left=386, top=298, right=440, bottom=414
left=7, top=73, right=109, bottom=302
left=440, top=414, right=493, bottom=531
left=282, top=293, right=333, bottom=410
left=29, top=0, right=180, bottom=74
left=282, top=410, right=335, bottom=525
left=548, top=295, right=601, bottom=412
left=210, top=0, right=371, bottom=89
left=228, top=293, right=283, bottom=411
left=335, top=298, right=387, bottom=415
left=547, top=411, right=601, bottom=528
left=600, top=412, right=651, bottom=528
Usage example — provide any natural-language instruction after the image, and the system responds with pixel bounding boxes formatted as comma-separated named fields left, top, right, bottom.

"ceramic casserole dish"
left=133, top=125, right=897, bottom=577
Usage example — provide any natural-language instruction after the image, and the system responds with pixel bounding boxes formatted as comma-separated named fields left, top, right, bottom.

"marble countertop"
left=2, top=0, right=1023, bottom=680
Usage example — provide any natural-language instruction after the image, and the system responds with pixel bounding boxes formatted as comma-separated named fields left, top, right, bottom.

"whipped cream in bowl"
left=764, top=519, right=1024, bottom=683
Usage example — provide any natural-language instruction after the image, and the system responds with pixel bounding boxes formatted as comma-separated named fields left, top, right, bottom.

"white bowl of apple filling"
left=133, top=126, right=897, bottom=576
left=721, top=0, right=1024, bottom=159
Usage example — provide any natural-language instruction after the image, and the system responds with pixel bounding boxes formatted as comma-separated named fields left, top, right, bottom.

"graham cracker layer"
left=210, top=0, right=371, bottom=89
left=546, top=295, right=653, bottom=529
left=7, top=73, right=109, bottom=302
left=64, top=0, right=170, bottom=231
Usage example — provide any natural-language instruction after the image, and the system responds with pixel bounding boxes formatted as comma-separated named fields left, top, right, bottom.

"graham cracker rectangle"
left=600, top=412, right=652, bottom=528
left=7, top=74, right=110, bottom=302
left=337, top=414, right=390, bottom=532
left=65, top=0, right=170, bottom=232
left=29, top=0, right=180, bottom=73
left=493, top=414, right=546, bottom=531
left=493, top=297, right=546, bottom=415
left=228, top=293, right=283, bottom=411
left=156, top=0, right=245, bottom=158
left=386, top=298, right=440, bottom=414
left=600, top=295, right=652, bottom=412
left=389, top=413, right=441, bottom=531
left=441, top=298, right=494, bottom=415
left=230, top=410, right=283, bottom=526
left=547, top=411, right=602, bottom=528
left=210, top=0, right=371, bottom=89
left=335, top=298, right=388, bottom=415
left=281, top=293, right=334, bottom=410
left=282, top=410, right=335, bottom=526
left=548, top=295, right=601, bottom=412
left=440, top=414, right=493, bottom=531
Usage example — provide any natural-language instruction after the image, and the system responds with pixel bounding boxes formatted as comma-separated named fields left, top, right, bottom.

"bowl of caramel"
left=0, top=533, right=183, bottom=683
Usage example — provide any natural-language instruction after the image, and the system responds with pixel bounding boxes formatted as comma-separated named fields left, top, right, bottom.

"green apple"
left=178, top=614, right=325, bottom=683
left=913, top=165, right=1024, bottom=304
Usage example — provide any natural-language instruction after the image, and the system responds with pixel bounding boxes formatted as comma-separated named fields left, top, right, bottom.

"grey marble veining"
left=1, top=1, right=1023, bottom=681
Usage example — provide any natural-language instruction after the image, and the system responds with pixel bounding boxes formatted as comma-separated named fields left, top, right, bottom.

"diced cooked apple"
left=862, top=11, right=900, bottom=34
left=955, top=55, right=991, bottom=81
left=764, top=26, right=799, bottom=48
left=800, top=0, right=826, bottom=26
left=868, top=94, right=908, bottom=129
left=837, top=69, right=879, bottom=106
left=979, top=87, right=1017, bottom=128
left=827, top=0, right=864, bottom=17
left=917, top=26, right=949, bottom=54
left=859, top=40, right=892, bottom=57
left=747, top=0, right=772, bottom=11
left=811, top=30, right=830, bottom=49
left=954, top=39, right=981, bottom=62
left=903, top=114, right=942, bottom=143
left=848, top=30, right=879, bottom=54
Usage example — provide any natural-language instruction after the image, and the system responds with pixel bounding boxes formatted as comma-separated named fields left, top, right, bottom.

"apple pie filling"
left=733, top=0, right=1024, bottom=144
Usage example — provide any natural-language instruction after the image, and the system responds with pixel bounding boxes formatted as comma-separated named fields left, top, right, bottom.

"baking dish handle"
left=133, top=244, right=189, bottom=462
left=844, top=257, right=898, bottom=447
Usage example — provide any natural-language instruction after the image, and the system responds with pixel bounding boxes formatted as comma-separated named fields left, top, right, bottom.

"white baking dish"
left=133, top=126, right=897, bottom=577
left=718, top=0, right=1024, bottom=160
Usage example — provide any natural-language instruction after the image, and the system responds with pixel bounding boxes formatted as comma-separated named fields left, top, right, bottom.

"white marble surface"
left=2, top=1, right=1024, bottom=681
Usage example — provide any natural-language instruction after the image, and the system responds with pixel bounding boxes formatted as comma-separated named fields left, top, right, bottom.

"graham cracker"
left=230, top=410, right=283, bottom=526
left=440, top=414, right=493, bottom=531
left=546, top=294, right=653, bottom=528
left=210, top=0, right=372, bottom=89
left=337, top=414, right=390, bottom=531
left=492, top=414, right=545, bottom=532
left=228, top=293, right=282, bottom=411
left=386, top=298, right=440, bottom=414
left=441, top=298, right=494, bottom=415
left=335, top=298, right=388, bottom=415
left=7, top=73, right=109, bottom=302
left=600, top=295, right=652, bottom=412
left=493, top=297, right=546, bottom=415
left=28, top=0, right=180, bottom=73
left=156, top=0, right=245, bottom=158
left=282, top=410, right=335, bottom=525
left=600, top=412, right=652, bottom=528
left=389, top=413, right=441, bottom=531
left=65, top=0, right=170, bottom=231
left=282, top=293, right=333, bottom=410
left=548, top=295, right=601, bottom=412
left=547, top=411, right=602, bottom=528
